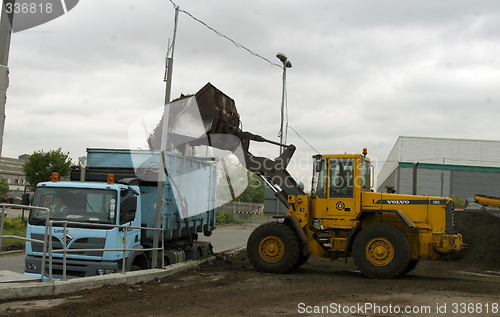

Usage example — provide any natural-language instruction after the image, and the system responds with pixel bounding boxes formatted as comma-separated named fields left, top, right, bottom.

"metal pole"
left=0, top=0, right=14, bottom=66
left=161, top=229, right=165, bottom=268
left=441, top=158, right=445, bottom=197
left=279, top=65, right=286, bottom=155
left=122, top=229, right=127, bottom=273
left=40, top=208, right=50, bottom=282
left=276, top=53, right=291, bottom=155
left=48, top=221, right=53, bottom=282
left=152, top=4, right=179, bottom=269
left=412, top=162, right=419, bottom=195
left=62, top=223, right=67, bottom=281
left=0, top=205, right=5, bottom=250
left=0, top=1, right=14, bottom=158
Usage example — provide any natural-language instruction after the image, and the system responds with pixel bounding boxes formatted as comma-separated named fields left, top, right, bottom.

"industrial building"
left=377, top=136, right=500, bottom=200
left=0, top=155, right=29, bottom=200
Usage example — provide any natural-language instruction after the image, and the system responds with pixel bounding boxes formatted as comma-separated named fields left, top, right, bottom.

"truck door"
left=118, top=189, right=140, bottom=259
left=328, top=159, right=357, bottom=218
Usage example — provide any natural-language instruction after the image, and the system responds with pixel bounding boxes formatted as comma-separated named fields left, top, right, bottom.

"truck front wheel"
left=352, top=223, right=411, bottom=279
left=247, top=222, right=300, bottom=273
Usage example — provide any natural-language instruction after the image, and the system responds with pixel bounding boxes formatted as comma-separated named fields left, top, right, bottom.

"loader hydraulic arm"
left=211, top=126, right=305, bottom=208
left=157, top=82, right=305, bottom=208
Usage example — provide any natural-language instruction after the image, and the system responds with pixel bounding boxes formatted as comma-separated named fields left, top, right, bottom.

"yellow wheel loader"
left=166, top=83, right=463, bottom=279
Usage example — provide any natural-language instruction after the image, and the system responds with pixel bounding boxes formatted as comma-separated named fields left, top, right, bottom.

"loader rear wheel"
left=352, top=223, right=411, bottom=279
left=247, top=222, right=300, bottom=273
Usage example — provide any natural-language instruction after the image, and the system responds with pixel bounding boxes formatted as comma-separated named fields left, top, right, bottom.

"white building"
left=377, top=136, right=500, bottom=199
left=0, top=155, right=29, bottom=200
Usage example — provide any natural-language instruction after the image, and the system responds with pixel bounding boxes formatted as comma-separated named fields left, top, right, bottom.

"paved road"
left=199, top=222, right=260, bottom=252
left=0, top=252, right=25, bottom=273
left=1, top=207, right=28, bottom=219
left=0, top=222, right=262, bottom=275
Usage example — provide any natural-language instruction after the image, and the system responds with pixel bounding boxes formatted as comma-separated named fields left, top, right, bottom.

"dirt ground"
left=1, top=210, right=500, bottom=317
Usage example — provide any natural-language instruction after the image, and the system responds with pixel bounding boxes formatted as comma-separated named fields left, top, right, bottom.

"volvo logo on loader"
left=386, top=200, right=410, bottom=204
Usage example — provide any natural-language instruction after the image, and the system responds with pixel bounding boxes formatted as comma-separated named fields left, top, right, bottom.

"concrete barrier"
left=0, top=247, right=245, bottom=301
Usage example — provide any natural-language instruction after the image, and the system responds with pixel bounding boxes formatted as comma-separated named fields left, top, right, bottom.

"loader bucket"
left=148, top=83, right=241, bottom=152
left=192, top=82, right=240, bottom=134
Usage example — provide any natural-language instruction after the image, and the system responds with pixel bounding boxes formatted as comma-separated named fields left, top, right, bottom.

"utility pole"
left=151, top=5, right=179, bottom=268
left=276, top=52, right=291, bottom=155
left=0, top=1, right=14, bottom=158
left=440, top=158, right=445, bottom=197
left=275, top=53, right=291, bottom=215
left=0, top=1, right=13, bottom=65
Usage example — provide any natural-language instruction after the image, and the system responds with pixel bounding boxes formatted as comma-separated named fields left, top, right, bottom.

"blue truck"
left=24, top=148, right=218, bottom=280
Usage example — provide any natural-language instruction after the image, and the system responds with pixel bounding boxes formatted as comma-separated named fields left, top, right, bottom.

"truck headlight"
left=25, top=263, right=36, bottom=271
left=96, top=269, right=114, bottom=275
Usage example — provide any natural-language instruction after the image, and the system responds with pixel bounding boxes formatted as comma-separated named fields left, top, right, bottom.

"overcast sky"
left=4, top=0, right=500, bottom=189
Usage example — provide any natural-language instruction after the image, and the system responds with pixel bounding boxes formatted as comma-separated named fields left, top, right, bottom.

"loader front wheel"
left=247, top=222, right=300, bottom=273
left=352, top=223, right=411, bottom=279
left=294, top=253, right=311, bottom=268
left=403, top=259, right=420, bottom=275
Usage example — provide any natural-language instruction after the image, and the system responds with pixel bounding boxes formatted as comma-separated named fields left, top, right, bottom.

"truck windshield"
left=29, top=187, right=117, bottom=225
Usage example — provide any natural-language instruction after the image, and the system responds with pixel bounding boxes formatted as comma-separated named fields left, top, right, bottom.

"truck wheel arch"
left=126, top=246, right=149, bottom=271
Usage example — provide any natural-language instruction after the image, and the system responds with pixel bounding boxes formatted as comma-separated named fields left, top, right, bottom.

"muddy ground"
left=1, top=210, right=500, bottom=316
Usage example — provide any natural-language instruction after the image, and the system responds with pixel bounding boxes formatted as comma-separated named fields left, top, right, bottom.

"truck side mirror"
left=120, top=195, right=137, bottom=224
left=21, top=193, right=30, bottom=206
left=128, top=196, right=137, bottom=210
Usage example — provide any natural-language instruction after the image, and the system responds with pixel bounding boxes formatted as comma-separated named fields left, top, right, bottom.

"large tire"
left=194, top=248, right=202, bottom=259
left=204, top=244, right=214, bottom=257
left=352, top=223, right=411, bottom=279
left=294, top=253, right=311, bottom=269
left=130, top=265, right=141, bottom=271
left=403, top=259, right=419, bottom=275
left=247, top=222, right=301, bottom=273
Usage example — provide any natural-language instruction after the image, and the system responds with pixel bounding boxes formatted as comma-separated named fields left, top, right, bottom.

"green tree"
left=0, top=177, right=9, bottom=198
left=450, top=194, right=465, bottom=209
left=23, top=148, right=72, bottom=185
left=237, top=171, right=265, bottom=203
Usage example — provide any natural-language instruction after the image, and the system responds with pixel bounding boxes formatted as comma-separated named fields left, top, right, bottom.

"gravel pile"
left=440, top=210, right=500, bottom=271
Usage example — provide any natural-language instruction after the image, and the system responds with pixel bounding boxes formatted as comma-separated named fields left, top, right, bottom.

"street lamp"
left=276, top=52, right=292, bottom=155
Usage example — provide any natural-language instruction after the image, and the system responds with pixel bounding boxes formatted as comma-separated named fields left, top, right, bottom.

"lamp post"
left=276, top=52, right=292, bottom=155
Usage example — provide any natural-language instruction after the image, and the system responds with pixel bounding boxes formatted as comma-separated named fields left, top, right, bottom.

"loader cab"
left=311, top=153, right=371, bottom=219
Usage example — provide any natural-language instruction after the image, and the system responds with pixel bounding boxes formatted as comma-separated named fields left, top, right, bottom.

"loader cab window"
left=330, top=160, right=354, bottom=198
left=312, top=158, right=327, bottom=198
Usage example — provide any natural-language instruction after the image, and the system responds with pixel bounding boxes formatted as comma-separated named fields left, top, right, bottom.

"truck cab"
left=24, top=148, right=218, bottom=281
left=25, top=179, right=143, bottom=280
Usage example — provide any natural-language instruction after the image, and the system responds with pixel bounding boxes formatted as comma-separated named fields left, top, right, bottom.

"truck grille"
left=31, top=234, right=106, bottom=256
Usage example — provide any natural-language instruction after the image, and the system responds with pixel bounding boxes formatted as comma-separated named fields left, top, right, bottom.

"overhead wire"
left=168, top=1, right=304, bottom=153
left=169, top=1, right=282, bottom=69
left=289, top=126, right=320, bottom=155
